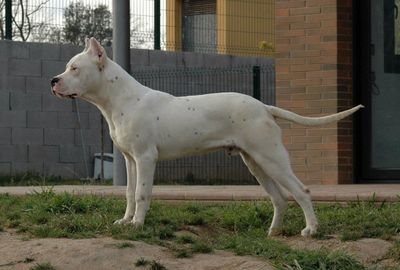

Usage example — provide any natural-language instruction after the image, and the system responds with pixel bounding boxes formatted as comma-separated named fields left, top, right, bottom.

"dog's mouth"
left=52, top=89, right=78, bottom=99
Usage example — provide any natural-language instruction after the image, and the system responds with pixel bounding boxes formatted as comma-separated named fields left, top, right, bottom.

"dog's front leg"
left=130, top=155, right=156, bottom=228
left=114, top=154, right=137, bottom=225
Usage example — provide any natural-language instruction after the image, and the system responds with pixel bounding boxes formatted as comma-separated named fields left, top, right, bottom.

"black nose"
left=51, top=77, right=60, bottom=87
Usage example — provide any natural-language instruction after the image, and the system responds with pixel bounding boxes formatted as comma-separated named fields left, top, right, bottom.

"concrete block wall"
left=0, top=41, right=112, bottom=178
left=0, top=40, right=273, bottom=180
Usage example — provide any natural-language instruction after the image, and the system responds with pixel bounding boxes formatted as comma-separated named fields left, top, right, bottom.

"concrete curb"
left=1, top=185, right=400, bottom=202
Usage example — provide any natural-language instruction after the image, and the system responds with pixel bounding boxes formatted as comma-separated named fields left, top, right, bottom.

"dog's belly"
left=157, top=126, right=236, bottom=160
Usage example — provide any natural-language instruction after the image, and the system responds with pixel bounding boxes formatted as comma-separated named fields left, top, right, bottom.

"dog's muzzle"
left=51, top=77, right=60, bottom=87
left=50, top=77, right=60, bottom=95
left=50, top=77, right=77, bottom=99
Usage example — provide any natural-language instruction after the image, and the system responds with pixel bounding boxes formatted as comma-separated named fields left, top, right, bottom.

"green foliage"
left=176, top=234, right=195, bottom=244
left=0, top=172, right=70, bottom=186
left=174, top=248, right=192, bottom=258
left=191, top=241, right=213, bottom=253
left=150, top=260, right=167, bottom=270
left=63, top=2, right=112, bottom=46
left=135, top=257, right=149, bottom=267
left=115, top=242, right=135, bottom=249
left=29, top=262, right=56, bottom=270
left=388, top=241, right=400, bottom=262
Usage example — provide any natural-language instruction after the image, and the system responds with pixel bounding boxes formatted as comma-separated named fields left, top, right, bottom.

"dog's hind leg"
left=241, top=152, right=288, bottom=236
left=249, top=144, right=318, bottom=237
left=114, top=154, right=137, bottom=225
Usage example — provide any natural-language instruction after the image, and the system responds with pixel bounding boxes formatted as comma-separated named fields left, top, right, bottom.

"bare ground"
left=0, top=230, right=274, bottom=270
left=1, top=230, right=398, bottom=270
left=279, top=235, right=397, bottom=268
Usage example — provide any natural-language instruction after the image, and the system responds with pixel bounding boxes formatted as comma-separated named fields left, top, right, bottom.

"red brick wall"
left=275, top=0, right=354, bottom=185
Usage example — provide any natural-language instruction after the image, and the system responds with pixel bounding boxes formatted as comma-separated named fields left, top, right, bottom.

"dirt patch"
left=0, top=231, right=273, bottom=270
left=279, top=235, right=395, bottom=267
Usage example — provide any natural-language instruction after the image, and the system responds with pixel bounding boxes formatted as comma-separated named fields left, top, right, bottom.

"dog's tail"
left=267, top=104, right=364, bottom=126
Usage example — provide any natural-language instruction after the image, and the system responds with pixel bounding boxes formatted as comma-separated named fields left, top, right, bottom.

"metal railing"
left=1, top=0, right=275, bottom=56
left=133, top=64, right=275, bottom=185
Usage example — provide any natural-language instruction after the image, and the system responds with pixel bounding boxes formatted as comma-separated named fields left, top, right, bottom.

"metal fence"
left=133, top=65, right=275, bottom=185
left=0, top=0, right=275, bottom=56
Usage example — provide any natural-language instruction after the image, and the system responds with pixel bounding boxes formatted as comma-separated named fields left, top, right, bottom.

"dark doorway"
left=355, top=0, right=400, bottom=182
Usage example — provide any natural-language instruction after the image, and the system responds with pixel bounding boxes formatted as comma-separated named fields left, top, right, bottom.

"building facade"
left=166, top=0, right=400, bottom=184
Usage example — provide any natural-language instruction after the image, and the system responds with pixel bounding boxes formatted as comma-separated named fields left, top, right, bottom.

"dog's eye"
left=71, top=66, right=78, bottom=71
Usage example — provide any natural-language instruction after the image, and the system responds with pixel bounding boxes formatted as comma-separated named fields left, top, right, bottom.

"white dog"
left=51, top=38, right=363, bottom=236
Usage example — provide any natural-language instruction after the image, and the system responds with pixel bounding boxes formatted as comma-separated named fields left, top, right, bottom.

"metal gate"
left=133, top=65, right=275, bottom=185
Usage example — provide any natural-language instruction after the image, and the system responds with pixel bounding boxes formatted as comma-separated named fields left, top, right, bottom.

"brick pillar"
left=275, top=0, right=354, bottom=185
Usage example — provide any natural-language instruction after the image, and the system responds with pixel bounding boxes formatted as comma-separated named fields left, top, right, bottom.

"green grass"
left=135, top=257, right=149, bottom=267
left=1, top=192, right=400, bottom=269
left=149, top=260, right=167, bottom=270
left=0, top=172, right=113, bottom=186
left=115, top=242, right=135, bottom=249
left=29, top=262, right=56, bottom=270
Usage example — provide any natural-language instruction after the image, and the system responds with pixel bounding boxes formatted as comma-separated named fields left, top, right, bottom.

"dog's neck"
left=81, top=58, right=149, bottom=130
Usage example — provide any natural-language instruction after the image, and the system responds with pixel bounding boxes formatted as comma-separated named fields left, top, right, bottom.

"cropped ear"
left=83, top=38, right=90, bottom=52
left=88, top=37, right=107, bottom=71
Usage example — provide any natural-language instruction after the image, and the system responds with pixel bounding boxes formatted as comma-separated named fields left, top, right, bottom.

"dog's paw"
left=301, top=225, right=318, bottom=237
left=130, top=220, right=144, bottom=229
left=268, top=227, right=283, bottom=237
left=113, top=218, right=132, bottom=225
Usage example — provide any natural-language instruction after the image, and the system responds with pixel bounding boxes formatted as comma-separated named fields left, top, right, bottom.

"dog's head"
left=51, top=37, right=107, bottom=99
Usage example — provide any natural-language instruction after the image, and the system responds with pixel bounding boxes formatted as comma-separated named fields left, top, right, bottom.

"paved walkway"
left=1, top=184, right=400, bottom=202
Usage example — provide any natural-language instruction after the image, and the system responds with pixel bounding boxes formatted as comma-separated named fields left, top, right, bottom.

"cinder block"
left=11, top=42, right=29, bottom=59
left=0, top=74, right=6, bottom=92
left=26, top=77, right=52, bottom=93
left=231, top=55, right=258, bottom=66
left=29, top=42, right=60, bottom=60
left=44, top=128, right=74, bottom=145
left=0, top=59, right=8, bottom=75
left=74, top=163, right=94, bottom=178
left=71, top=99, right=93, bottom=113
left=0, top=41, right=10, bottom=60
left=0, top=127, right=11, bottom=144
left=0, top=162, right=11, bottom=174
left=42, top=60, right=66, bottom=78
left=131, top=49, right=150, bottom=67
left=149, top=50, right=178, bottom=67
left=42, top=93, right=73, bottom=112
left=6, top=75, right=26, bottom=92
left=44, top=162, right=76, bottom=178
left=179, top=51, right=204, bottom=67
left=75, top=129, right=101, bottom=146
left=12, top=162, right=43, bottom=174
left=60, top=145, right=90, bottom=163
left=27, top=111, right=58, bottom=128
left=88, top=112, right=102, bottom=129
left=28, top=145, right=59, bottom=162
left=0, top=91, right=10, bottom=111
left=12, top=127, right=43, bottom=145
left=203, top=53, right=232, bottom=67
left=0, top=111, right=26, bottom=128
left=0, top=145, right=27, bottom=162
left=9, top=59, right=41, bottom=77
left=60, top=44, right=83, bottom=61
left=10, top=92, right=42, bottom=111
left=58, top=111, right=89, bottom=129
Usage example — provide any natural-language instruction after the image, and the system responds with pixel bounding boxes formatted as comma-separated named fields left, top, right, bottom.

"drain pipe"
left=112, top=0, right=130, bottom=186
left=74, top=100, right=90, bottom=178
